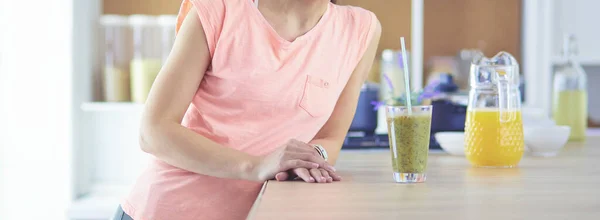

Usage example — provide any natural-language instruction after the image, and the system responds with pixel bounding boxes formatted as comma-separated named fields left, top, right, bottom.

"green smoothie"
left=386, top=113, right=431, bottom=174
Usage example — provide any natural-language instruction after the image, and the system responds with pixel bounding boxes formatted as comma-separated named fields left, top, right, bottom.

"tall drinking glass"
left=385, top=105, right=433, bottom=183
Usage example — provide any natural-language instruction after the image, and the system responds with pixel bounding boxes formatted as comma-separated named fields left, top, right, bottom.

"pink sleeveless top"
left=121, top=0, right=377, bottom=219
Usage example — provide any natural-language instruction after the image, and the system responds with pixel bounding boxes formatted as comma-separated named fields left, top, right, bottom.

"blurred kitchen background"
left=1, top=0, right=600, bottom=219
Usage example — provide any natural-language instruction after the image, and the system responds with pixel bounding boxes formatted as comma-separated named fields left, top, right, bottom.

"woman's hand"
left=275, top=168, right=342, bottom=183
left=251, top=139, right=337, bottom=182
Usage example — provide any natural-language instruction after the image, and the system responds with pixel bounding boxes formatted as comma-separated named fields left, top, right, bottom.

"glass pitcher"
left=464, top=52, right=524, bottom=168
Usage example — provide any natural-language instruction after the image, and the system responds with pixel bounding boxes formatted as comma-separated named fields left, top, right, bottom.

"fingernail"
left=321, top=177, right=326, bottom=182
left=309, top=177, right=315, bottom=182
left=328, top=165, right=336, bottom=172
left=313, top=163, right=320, bottom=168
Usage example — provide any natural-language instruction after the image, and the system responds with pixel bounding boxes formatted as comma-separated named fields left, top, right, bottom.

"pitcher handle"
left=497, top=78, right=514, bottom=123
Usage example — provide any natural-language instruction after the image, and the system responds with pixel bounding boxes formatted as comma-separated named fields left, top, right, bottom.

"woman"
left=114, top=0, right=381, bottom=219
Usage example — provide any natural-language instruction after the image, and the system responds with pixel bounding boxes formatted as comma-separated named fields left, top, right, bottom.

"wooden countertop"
left=248, top=137, right=600, bottom=220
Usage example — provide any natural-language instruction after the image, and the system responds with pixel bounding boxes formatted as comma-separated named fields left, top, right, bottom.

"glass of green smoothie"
left=385, top=105, right=432, bottom=183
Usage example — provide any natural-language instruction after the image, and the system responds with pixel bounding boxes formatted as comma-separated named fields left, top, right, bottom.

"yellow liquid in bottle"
left=130, top=59, right=162, bottom=103
left=553, top=90, right=587, bottom=141
left=465, top=109, right=524, bottom=167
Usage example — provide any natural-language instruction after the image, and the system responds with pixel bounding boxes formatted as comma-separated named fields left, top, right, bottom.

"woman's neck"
left=258, top=0, right=329, bottom=41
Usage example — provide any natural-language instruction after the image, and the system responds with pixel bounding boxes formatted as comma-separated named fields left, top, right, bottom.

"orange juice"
left=464, top=109, right=524, bottom=167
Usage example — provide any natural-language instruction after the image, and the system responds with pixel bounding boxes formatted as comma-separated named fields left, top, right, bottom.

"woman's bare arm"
left=139, top=8, right=259, bottom=180
left=309, top=20, right=382, bottom=164
left=139, top=8, right=330, bottom=181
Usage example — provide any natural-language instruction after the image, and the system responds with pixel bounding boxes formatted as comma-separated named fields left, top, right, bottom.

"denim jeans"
left=113, top=206, right=134, bottom=220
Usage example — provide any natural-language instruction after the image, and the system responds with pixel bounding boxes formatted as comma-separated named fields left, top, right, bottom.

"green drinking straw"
left=400, top=37, right=412, bottom=115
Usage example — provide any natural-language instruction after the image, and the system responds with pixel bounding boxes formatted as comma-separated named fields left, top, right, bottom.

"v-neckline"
left=245, top=0, right=332, bottom=47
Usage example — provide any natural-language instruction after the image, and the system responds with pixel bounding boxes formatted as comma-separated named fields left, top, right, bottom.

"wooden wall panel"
left=103, top=0, right=180, bottom=15
left=103, top=0, right=522, bottom=83
left=423, top=0, right=522, bottom=72
left=103, top=0, right=521, bottom=59
left=338, top=0, right=412, bottom=56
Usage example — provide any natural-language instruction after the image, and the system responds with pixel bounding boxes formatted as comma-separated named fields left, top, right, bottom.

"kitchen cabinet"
left=338, top=0, right=412, bottom=56
left=423, top=0, right=521, bottom=79
left=340, top=0, right=522, bottom=87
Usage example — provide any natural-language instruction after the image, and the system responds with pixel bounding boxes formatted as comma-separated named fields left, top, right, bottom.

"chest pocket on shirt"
left=299, top=75, right=337, bottom=118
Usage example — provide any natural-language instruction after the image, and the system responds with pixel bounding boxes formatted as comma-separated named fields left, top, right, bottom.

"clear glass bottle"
left=100, top=15, right=131, bottom=102
left=464, top=52, right=524, bottom=168
left=380, top=49, right=407, bottom=104
left=552, top=34, right=588, bottom=141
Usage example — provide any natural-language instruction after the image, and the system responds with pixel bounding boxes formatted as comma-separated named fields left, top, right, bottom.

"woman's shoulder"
left=329, top=3, right=380, bottom=44
left=330, top=3, right=378, bottom=25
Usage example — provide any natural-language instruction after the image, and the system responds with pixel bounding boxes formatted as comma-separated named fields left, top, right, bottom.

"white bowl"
left=524, top=125, right=571, bottom=157
left=435, top=132, right=465, bottom=156
left=522, top=107, right=555, bottom=127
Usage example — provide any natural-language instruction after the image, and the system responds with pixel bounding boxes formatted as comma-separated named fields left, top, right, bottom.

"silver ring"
left=312, top=144, right=328, bottom=161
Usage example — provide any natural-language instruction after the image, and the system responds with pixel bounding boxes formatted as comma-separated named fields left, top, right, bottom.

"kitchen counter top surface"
left=248, top=137, right=600, bottom=220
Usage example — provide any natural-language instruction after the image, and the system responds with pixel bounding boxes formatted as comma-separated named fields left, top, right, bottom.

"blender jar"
left=157, top=15, right=178, bottom=64
left=100, top=15, right=131, bottom=102
left=129, top=15, right=162, bottom=103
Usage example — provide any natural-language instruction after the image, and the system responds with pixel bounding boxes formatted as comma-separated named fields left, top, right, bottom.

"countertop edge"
left=246, top=181, right=269, bottom=220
